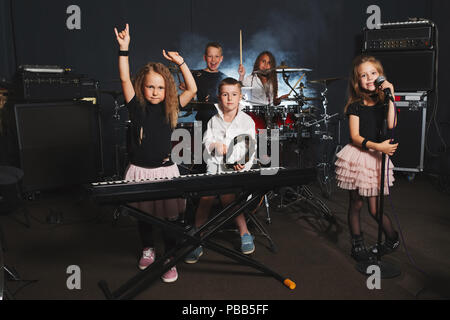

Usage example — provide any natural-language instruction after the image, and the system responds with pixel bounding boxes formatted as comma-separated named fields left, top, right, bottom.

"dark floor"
left=1, top=172, right=450, bottom=300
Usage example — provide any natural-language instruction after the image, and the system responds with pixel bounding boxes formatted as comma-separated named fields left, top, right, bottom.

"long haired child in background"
left=114, top=24, right=197, bottom=283
left=238, top=51, right=288, bottom=105
left=335, top=55, right=400, bottom=262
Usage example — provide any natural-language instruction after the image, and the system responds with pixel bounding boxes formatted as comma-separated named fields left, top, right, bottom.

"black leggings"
left=138, top=221, right=178, bottom=253
left=347, top=190, right=397, bottom=240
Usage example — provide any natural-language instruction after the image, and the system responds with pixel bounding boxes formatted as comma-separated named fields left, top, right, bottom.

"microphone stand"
left=356, top=93, right=401, bottom=279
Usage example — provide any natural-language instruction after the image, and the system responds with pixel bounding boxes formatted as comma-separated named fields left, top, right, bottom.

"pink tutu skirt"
left=335, top=144, right=395, bottom=197
left=124, top=164, right=186, bottom=220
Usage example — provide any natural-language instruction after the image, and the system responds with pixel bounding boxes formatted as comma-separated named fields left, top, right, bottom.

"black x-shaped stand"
left=98, top=190, right=296, bottom=300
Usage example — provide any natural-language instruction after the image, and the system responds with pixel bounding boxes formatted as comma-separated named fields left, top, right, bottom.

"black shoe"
left=371, top=233, right=400, bottom=256
left=351, top=234, right=375, bottom=263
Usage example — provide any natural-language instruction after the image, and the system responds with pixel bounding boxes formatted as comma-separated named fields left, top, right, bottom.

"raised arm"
left=238, top=64, right=246, bottom=82
left=162, top=50, right=197, bottom=108
left=114, top=24, right=135, bottom=103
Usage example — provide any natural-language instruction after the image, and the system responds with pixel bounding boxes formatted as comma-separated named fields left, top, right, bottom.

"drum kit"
left=239, top=66, right=345, bottom=200
left=240, top=67, right=341, bottom=148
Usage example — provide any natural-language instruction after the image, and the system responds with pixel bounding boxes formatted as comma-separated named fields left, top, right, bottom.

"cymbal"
left=252, top=69, right=275, bottom=75
left=308, top=77, right=345, bottom=85
left=282, top=96, right=322, bottom=102
left=276, top=65, right=313, bottom=73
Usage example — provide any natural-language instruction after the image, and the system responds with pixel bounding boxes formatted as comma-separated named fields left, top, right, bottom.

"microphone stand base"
left=355, top=259, right=401, bottom=279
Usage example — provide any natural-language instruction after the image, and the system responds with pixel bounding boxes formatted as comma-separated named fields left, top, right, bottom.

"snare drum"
left=273, top=106, right=297, bottom=130
left=284, top=105, right=301, bottom=114
left=244, top=105, right=265, bottom=115
left=274, top=113, right=296, bottom=130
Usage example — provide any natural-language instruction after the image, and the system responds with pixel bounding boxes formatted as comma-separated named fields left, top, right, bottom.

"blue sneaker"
left=241, top=233, right=255, bottom=254
left=184, top=246, right=203, bottom=264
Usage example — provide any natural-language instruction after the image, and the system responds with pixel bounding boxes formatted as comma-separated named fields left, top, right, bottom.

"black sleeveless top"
left=127, top=96, right=173, bottom=168
left=346, top=102, right=386, bottom=143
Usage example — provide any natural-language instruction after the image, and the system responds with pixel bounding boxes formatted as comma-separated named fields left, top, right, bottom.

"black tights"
left=348, top=190, right=397, bottom=240
left=138, top=221, right=178, bottom=253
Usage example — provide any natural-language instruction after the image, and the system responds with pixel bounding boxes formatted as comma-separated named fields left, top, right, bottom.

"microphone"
left=374, top=76, right=394, bottom=102
left=252, top=68, right=274, bottom=76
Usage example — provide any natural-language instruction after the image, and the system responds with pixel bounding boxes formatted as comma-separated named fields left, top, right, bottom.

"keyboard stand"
left=98, top=190, right=297, bottom=300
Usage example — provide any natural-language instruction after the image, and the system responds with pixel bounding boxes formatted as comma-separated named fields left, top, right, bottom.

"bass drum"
left=244, top=106, right=267, bottom=134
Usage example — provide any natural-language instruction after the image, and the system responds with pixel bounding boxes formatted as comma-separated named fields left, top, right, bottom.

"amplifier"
left=391, top=92, right=427, bottom=173
left=14, top=101, right=101, bottom=191
left=363, top=20, right=435, bottom=51
left=366, top=47, right=435, bottom=91
left=14, top=66, right=99, bottom=102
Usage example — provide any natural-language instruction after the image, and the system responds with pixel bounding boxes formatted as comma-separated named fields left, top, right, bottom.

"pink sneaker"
left=161, top=266, right=178, bottom=283
left=138, top=248, right=155, bottom=270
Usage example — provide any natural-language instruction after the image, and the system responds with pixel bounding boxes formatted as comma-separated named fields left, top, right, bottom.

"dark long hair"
left=253, top=51, right=278, bottom=100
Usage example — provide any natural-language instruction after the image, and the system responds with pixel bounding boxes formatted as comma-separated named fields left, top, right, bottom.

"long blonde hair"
left=344, top=55, right=386, bottom=113
left=134, top=62, right=179, bottom=129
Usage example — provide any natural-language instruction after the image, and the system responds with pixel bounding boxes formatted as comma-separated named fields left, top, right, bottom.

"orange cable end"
left=284, top=279, right=296, bottom=290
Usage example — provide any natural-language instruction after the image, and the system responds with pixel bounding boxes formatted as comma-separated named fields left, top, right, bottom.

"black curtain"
left=0, top=0, right=449, bottom=174
left=0, top=0, right=16, bottom=82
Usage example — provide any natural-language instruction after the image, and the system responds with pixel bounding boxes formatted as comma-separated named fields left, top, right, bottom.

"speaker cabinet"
left=14, top=101, right=101, bottom=191
left=367, top=51, right=435, bottom=91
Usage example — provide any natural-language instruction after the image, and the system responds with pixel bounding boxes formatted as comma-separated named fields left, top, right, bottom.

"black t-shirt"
left=346, top=102, right=385, bottom=143
left=127, top=96, right=173, bottom=168
left=192, top=70, right=227, bottom=132
left=192, top=70, right=227, bottom=103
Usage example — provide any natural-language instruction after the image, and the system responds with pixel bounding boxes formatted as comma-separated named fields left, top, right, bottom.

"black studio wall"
left=0, top=0, right=449, bottom=177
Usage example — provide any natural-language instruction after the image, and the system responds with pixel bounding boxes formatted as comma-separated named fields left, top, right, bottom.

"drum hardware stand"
left=263, top=192, right=273, bottom=224
left=274, top=127, right=334, bottom=222
left=281, top=69, right=305, bottom=103
left=332, top=116, right=344, bottom=164
left=267, top=69, right=334, bottom=221
left=303, top=83, right=339, bottom=199
left=275, top=185, right=335, bottom=223
left=248, top=195, right=278, bottom=252
left=218, top=192, right=278, bottom=253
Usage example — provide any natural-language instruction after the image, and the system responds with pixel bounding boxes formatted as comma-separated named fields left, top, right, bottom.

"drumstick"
left=240, top=30, right=243, bottom=65
left=288, top=73, right=306, bottom=96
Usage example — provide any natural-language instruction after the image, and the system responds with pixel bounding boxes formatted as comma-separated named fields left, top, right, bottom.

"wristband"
left=178, top=61, right=186, bottom=67
left=119, top=50, right=129, bottom=56
left=362, top=138, right=369, bottom=150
